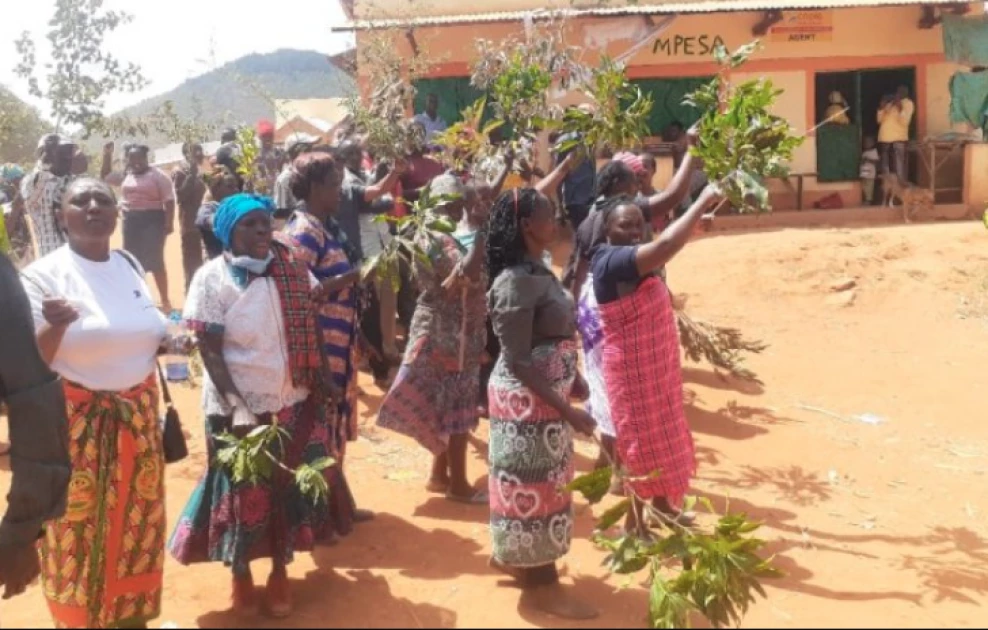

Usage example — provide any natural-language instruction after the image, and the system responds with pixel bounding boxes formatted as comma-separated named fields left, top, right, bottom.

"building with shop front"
left=335, top=0, right=987, bottom=213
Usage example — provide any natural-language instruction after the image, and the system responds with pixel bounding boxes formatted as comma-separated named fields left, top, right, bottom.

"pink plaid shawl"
left=598, top=276, right=696, bottom=503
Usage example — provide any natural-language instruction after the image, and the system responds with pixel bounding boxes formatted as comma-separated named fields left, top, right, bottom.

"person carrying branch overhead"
left=590, top=186, right=723, bottom=534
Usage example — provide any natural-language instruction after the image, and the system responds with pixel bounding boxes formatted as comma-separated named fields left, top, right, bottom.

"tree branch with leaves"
left=685, top=41, right=804, bottom=214
left=15, top=0, right=148, bottom=136
left=214, top=424, right=335, bottom=505
left=567, top=457, right=781, bottom=629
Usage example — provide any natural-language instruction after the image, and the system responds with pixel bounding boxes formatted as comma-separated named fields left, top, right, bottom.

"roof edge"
left=333, top=0, right=969, bottom=32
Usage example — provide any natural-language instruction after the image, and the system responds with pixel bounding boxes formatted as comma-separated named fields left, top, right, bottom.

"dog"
left=881, top=173, right=933, bottom=224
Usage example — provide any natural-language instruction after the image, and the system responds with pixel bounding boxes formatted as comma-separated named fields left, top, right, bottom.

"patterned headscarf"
left=213, top=191, right=322, bottom=391
left=613, top=151, right=645, bottom=175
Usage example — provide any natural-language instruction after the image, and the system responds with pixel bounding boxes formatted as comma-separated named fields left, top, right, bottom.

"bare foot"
left=426, top=478, right=450, bottom=494
left=524, top=583, right=599, bottom=620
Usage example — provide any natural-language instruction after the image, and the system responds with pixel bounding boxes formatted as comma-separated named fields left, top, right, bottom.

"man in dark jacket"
left=0, top=252, right=71, bottom=599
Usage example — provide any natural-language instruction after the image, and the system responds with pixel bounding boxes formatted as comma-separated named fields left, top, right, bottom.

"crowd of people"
left=0, top=94, right=722, bottom=627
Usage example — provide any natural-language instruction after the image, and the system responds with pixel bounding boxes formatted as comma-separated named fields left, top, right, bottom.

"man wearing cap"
left=256, top=120, right=284, bottom=194
left=20, top=134, right=77, bottom=259
left=273, top=132, right=319, bottom=217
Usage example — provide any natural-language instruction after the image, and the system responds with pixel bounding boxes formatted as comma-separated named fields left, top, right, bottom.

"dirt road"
left=2, top=221, right=986, bottom=628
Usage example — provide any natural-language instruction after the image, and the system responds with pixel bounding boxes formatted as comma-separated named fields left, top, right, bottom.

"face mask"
left=229, top=252, right=274, bottom=275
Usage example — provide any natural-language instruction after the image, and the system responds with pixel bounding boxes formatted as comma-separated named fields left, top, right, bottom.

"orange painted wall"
left=355, top=5, right=983, bottom=207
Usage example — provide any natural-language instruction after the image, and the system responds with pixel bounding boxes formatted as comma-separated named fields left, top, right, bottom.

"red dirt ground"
left=2, top=220, right=987, bottom=628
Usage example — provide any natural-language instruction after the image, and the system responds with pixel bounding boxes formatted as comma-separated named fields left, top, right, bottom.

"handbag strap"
left=156, top=361, right=174, bottom=408
left=118, top=248, right=175, bottom=408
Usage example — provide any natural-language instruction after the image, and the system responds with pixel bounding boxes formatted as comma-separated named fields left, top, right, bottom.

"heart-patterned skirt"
left=487, top=339, right=577, bottom=568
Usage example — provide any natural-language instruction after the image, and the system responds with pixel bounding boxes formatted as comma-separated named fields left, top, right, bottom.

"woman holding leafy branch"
left=572, top=127, right=701, bottom=304
left=591, top=186, right=722, bottom=533
left=485, top=187, right=598, bottom=621
left=278, top=152, right=371, bottom=525
left=376, top=173, right=491, bottom=504
left=168, top=193, right=349, bottom=619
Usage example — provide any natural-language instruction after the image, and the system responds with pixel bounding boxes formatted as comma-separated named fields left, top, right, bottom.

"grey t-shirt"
left=488, top=257, right=576, bottom=366
left=340, top=172, right=369, bottom=260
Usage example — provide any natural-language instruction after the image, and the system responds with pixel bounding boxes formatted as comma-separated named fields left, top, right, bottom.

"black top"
left=590, top=244, right=643, bottom=305
left=0, top=253, right=71, bottom=547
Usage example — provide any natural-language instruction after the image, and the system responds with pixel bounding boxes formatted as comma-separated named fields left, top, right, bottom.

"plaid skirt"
left=488, top=339, right=577, bottom=568
left=599, top=276, right=696, bottom=504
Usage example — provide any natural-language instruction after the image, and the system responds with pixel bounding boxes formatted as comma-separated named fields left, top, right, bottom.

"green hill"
left=105, top=49, right=356, bottom=148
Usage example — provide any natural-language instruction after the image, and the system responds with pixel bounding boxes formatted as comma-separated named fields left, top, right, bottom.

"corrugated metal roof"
left=335, top=0, right=966, bottom=31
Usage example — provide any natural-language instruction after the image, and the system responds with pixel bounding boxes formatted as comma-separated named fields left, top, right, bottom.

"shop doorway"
left=814, top=67, right=916, bottom=183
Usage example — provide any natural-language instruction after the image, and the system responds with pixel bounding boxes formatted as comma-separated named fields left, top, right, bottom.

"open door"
left=814, top=67, right=916, bottom=183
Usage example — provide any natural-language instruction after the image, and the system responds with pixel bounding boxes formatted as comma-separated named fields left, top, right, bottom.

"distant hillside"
left=0, top=86, right=52, bottom=165
left=105, top=49, right=355, bottom=148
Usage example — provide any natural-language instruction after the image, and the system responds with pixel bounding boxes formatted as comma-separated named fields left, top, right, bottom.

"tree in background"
left=0, top=86, right=52, bottom=164
left=14, top=0, right=147, bottom=136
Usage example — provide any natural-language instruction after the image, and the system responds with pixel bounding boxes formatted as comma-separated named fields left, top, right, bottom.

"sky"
left=0, top=0, right=355, bottom=117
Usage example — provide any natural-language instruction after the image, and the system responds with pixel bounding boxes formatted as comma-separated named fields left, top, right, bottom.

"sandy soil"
left=2, top=220, right=987, bottom=628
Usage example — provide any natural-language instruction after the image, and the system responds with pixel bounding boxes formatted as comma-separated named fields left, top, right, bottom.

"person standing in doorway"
left=877, top=86, right=915, bottom=184
left=101, top=142, right=177, bottom=312
left=172, top=143, right=208, bottom=290
left=860, top=136, right=880, bottom=206
left=413, top=94, right=448, bottom=145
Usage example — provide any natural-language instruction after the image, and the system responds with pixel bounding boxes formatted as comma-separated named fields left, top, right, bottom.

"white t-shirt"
left=860, top=148, right=880, bottom=179
left=21, top=246, right=168, bottom=391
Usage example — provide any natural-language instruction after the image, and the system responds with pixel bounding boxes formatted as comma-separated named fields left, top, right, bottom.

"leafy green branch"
left=558, top=56, right=654, bottom=156
left=346, top=34, right=436, bottom=161
left=361, top=185, right=458, bottom=293
left=685, top=41, right=804, bottom=214
left=470, top=21, right=580, bottom=144
left=433, top=97, right=504, bottom=172
left=567, top=457, right=781, bottom=628
left=233, top=126, right=263, bottom=193
left=14, top=0, right=148, bottom=135
left=215, top=424, right=335, bottom=505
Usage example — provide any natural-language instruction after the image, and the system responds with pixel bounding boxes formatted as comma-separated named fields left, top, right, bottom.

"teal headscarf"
left=0, top=164, right=25, bottom=184
left=212, top=193, right=275, bottom=250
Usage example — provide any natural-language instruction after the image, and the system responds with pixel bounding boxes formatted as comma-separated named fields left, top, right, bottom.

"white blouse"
left=21, top=246, right=168, bottom=391
left=184, top=256, right=316, bottom=417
